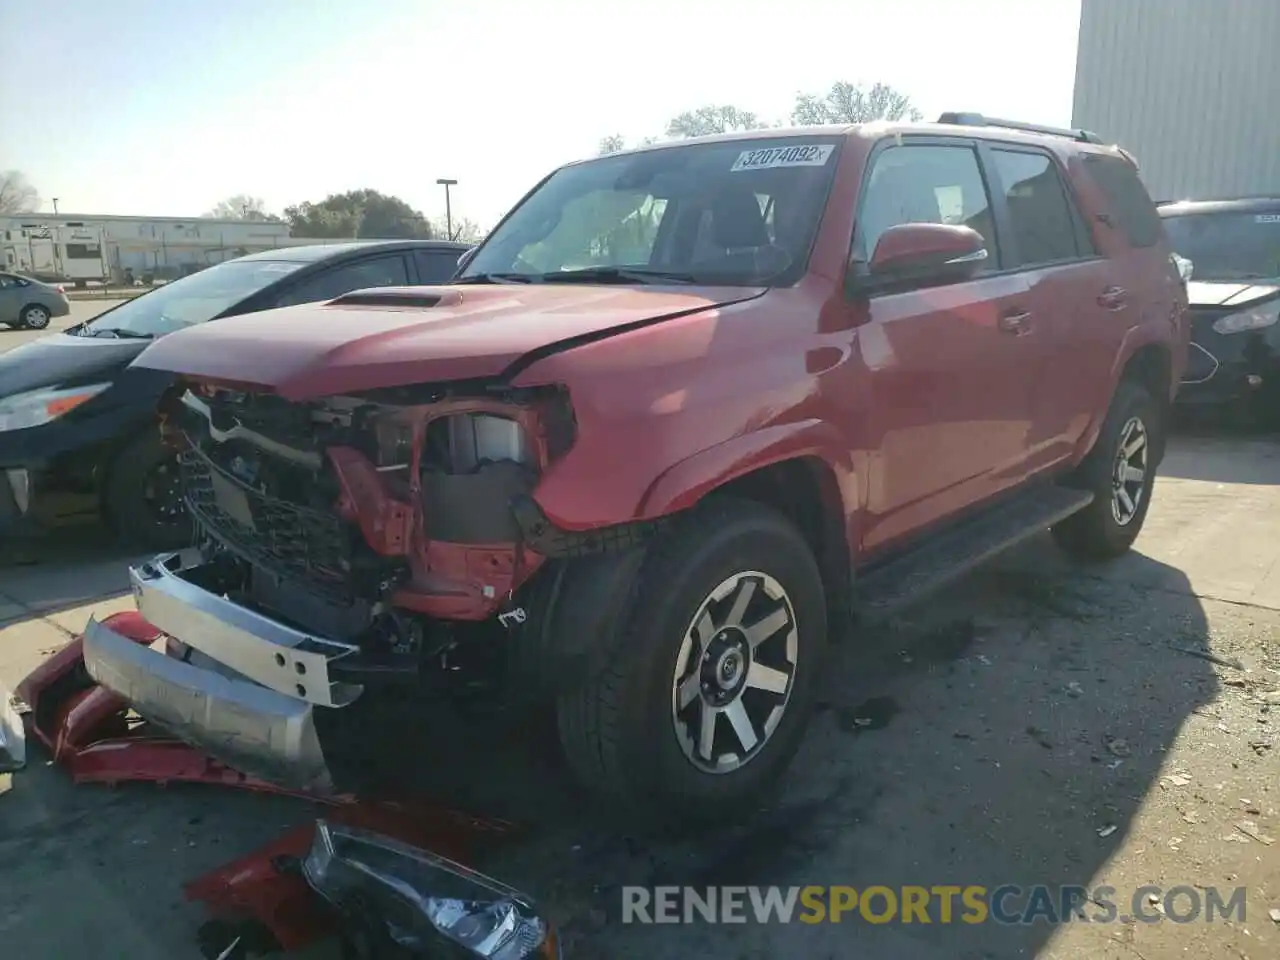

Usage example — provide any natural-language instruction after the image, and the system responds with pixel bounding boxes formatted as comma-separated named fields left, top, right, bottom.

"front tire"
left=1052, top=380, right=1160, bottom=560
left=19, top=305, right=51, bottom=330
left=103, top=432, right=194, bottom=551
left=556, top=498, right=827, bottom=831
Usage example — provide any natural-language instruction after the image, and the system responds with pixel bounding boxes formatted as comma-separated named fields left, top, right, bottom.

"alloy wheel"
left=23, top=307, right=50, bottom=329
left=1110, top=416, right=1148, bottom=526
left=670, top=571, right=799, bottom=774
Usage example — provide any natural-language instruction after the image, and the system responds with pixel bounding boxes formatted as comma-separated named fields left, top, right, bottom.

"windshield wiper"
left=83, top=327, right=155, bottom=340
left=533, top=266, right=698, bottom=285
left=452, top=272, right=535, bottom=285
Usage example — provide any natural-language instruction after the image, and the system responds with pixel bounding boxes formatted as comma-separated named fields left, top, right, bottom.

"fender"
left=636, top=418, right=857, bottom=520
left=1074, top=320, right=1175, bottom=463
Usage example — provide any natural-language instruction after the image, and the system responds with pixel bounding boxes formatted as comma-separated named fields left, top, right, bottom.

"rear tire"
left=103, top=432, right=193, bottom=551
left=18, top=304, right=51, bottom=330
left=1052, top=381, right=1159, bottom=560
left=556, top=498, right=827, bottom=833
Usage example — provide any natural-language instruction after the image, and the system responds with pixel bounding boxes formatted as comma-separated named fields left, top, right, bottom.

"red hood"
left=130, top=283, right=763, bottom=399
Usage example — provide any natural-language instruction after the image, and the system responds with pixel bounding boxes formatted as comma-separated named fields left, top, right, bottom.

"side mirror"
left=858, top=222, right=988, bottom=291
left=456, top=246, right=478, bottom=272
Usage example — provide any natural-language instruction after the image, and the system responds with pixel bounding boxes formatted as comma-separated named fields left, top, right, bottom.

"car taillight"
left=55, top=285, right=66, bottom=295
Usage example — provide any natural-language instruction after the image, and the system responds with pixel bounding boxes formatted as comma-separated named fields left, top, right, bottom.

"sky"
left=0, top=0, right=1083, bottom=230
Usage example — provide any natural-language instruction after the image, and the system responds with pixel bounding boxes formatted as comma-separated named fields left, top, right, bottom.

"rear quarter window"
left=1083, top=155, right=1164, bottom=248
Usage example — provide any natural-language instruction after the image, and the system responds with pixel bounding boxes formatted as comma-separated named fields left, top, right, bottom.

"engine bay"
left=158, top=380, right=581, bottom=687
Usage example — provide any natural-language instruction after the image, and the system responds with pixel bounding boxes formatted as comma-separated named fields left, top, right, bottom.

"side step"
left=853, top=485, right=1094, bottom=620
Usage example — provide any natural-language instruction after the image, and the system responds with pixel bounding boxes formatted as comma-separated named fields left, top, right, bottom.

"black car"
left=1159, top=197, right=1280, bottom=421
left=0, top=239, right=470, bottom=548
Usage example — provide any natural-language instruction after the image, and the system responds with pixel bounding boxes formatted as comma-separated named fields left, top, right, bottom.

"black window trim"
left=846, top=133, right=1007, bottom=299
left=410, top=247, right=467, bottom=285
left=976, top=141, right=1101, bottom=272
left=266, top=251, right=413, bottom=308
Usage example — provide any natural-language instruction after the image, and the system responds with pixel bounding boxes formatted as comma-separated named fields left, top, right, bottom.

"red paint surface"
left=131, top=123, right=1187, bottom=576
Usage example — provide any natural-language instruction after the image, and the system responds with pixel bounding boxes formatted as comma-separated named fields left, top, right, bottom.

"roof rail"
left=936, top=112, right=1105, bottom=145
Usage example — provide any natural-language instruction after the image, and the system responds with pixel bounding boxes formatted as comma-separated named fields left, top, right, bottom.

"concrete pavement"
left=0, top=434, right=1277, bottom=959
left=0, top=298, right=127, bottom=352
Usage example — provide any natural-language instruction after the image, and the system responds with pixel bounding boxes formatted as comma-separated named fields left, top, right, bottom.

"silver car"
left=0, top=272, right=72, bottom=330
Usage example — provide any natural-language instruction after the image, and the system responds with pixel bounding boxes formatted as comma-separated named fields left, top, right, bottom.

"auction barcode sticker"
left=730, top=144, right=835, bottom=172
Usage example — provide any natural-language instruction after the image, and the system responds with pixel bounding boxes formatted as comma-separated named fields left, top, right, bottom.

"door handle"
left=998, top=310, right=1033, bottom=335
left=1098, top=286, right=1128, bottom=310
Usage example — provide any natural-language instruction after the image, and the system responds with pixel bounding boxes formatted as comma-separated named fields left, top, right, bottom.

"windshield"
left=1160, top=211, right=1280, bottom=282
left=461, top=136, right=844, bottom=286
left=79, top=259, right=304, bottom=338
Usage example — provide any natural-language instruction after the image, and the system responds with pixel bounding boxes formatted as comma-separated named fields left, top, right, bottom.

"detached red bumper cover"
left=13, top=613, right=556, bottom=959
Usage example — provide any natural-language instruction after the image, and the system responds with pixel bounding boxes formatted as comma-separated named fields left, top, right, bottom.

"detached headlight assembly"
left=303, top=820, right=559, bottom=959
left=0, top=383, right=111, bottom=432
left=1213, top=301, right=1280, bottom=335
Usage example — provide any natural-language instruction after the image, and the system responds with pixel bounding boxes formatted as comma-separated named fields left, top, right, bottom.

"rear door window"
left=274, top=254, right=411, bottom=307
left=989, top=149, right=1082, bottom=267
left=413, top=249, right=465, bottom=284
left=1083, top=154, right=1163, bottom=249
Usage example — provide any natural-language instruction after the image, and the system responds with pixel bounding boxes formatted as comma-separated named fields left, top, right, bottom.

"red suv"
left=81, top=112, right=1188, bottom=829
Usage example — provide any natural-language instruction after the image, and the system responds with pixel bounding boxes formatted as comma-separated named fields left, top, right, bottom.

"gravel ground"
left=0, top=434, right=1277, bottom=959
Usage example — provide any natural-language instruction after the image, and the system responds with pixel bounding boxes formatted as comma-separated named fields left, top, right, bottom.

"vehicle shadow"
left=0, top=525, right=137, bottom=628
left=340, top=534, right=1215, bottom=960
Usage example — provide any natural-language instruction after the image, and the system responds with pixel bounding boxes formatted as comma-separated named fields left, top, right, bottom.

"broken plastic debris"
left=1066, top=682, right=1083, bottom=697
left=1268, top=906, right=1280, bottom=923
left=0, top=684, right=26, bottom=774
left=1097, top=825, right=1118, bottom=838
left=1163, top=774, right=1192, bottom=787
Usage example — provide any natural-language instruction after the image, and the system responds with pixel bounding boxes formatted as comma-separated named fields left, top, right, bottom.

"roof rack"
left=936, top=112, right=1105, bottom=145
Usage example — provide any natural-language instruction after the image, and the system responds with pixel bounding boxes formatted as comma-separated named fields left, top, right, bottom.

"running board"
left=853, top=486, right=1095, bottom=620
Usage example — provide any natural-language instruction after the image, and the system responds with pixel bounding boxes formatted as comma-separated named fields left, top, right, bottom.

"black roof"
left=236, top=239, right=472, bottom=263
left=1158, top=197, right=1280, bottom=217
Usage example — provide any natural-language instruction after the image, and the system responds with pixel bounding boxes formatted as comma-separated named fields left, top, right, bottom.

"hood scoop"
left=327, top=288, right=458, bottom=310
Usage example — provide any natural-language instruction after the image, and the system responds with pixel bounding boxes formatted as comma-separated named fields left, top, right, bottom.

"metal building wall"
left=1073, top=0, right=1280, bottom=201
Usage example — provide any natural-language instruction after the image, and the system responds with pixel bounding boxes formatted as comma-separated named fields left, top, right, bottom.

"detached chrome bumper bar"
left=82, top=552, right=366, bottom=793
left=127, top=553, right=362, bottom=708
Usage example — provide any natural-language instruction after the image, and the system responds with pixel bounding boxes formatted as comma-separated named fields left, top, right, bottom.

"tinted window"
left=413, top=249, right=464, bottom=284
left=858, top=144, right=998, bottom=265
left=1084, top=155, right=1162, bottom=248
left=462, top=136, right=843, bottom=286
left=990, top=150, right=1079, bottom=266
left=275, top=255, right=410, bottom=307
left=1159, top=212, right=1280, bottom=281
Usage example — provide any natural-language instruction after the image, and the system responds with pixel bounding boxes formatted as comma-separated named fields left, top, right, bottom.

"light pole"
left=51, top=197, right=59, bottom=215
left=436, top=178, right=457, bottom=240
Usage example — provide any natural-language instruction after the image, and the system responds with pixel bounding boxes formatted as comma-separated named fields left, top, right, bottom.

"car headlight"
left=303, top=820, right=559, bottom=959
left=1212, top=301, right=1280, bottom=335
left=0, top=383, right=112, bottom=432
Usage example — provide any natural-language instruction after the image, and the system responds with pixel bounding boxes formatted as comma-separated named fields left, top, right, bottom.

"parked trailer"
left=1, top=224, right=109, bottom=285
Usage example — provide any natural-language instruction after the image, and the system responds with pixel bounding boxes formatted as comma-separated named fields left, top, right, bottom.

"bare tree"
left=665, top=105, right=769, bottom=138
left=0, top=170, right=40, bottom=215
left=438, top=216, right=485, bottom=243
left=791, top=81, right=922, bottom=125
left=598, top=134, right=628, bottom=155
left=204, top=194, right=274, bottom=220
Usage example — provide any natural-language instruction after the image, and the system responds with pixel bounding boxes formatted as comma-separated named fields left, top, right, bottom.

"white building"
left=1072, top=0, right=1280, bottom=202
left=1, top=212, right=292, bottom=284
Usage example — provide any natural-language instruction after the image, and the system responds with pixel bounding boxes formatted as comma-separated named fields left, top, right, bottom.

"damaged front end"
left=83, top=377, right=649, bottom=793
